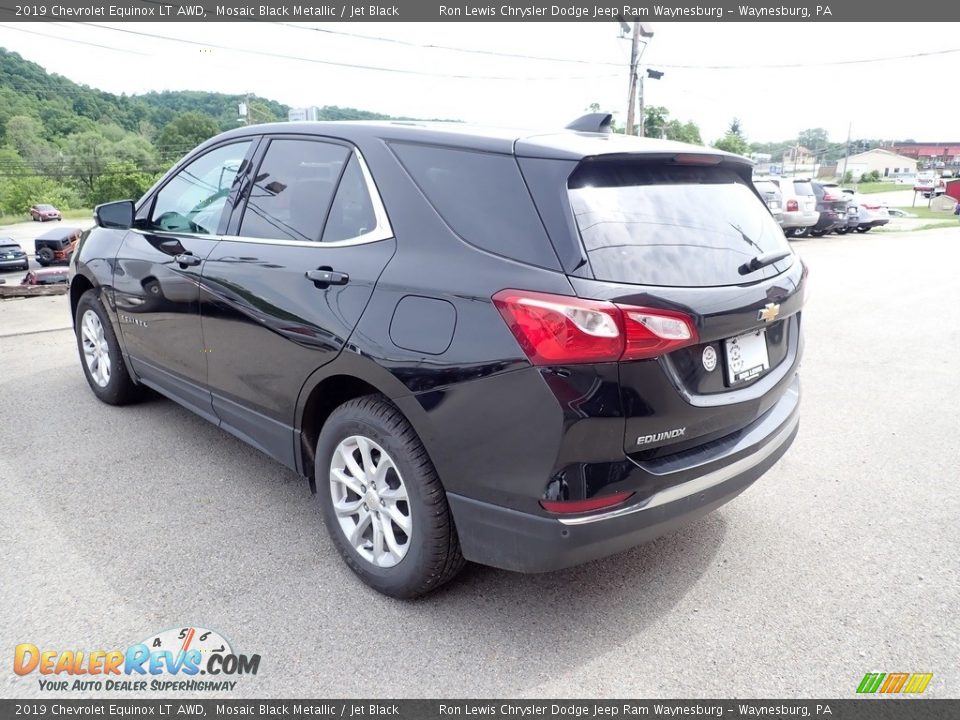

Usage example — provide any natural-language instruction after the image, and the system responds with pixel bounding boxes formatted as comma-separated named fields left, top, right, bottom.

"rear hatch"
left=790, top=179, right=817, bottom=213
left=542, top=153, right=806, bottom=457
left=816, top=184, right=849, bottom=214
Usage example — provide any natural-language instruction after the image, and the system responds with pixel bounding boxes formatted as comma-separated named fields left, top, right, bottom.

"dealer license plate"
left=725, top=329, right=770, bottom=385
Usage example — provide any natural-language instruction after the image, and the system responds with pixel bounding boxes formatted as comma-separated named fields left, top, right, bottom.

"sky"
left=1, top=21, right=959, bottom=144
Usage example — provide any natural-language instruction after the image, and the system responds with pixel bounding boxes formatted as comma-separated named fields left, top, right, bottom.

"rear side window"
left=322, top=155, right=377, bottom=243
left=240, top=139, right=350, bottom=243
left=568, top=161, right=791, bottom=287
left=390, top=143, right=557, bottom=268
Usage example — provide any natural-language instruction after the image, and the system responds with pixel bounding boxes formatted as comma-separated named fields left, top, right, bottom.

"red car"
left=22, top=267, right=69, bottom=285
left=30, top=204, right=62, bottom=222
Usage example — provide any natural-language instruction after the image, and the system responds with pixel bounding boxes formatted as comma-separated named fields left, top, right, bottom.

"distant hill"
left=0, top=48, right=434, bottom=145
left=0, top=48, right=444, bottom=214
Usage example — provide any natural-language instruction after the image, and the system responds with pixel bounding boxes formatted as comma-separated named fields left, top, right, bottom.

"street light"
left=639, top=68, right=664, bottom=137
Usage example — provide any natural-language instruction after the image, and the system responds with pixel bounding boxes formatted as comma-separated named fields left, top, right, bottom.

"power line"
left=651, top=46, right=960, bottom=70
left=78, top=23, right=619, bottom=81
left=0, top=23, right=149, bottom=56
left=275, top=22, right=623, bottom=67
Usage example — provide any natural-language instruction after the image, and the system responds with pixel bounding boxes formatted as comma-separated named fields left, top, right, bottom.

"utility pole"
left=840, top=121, right=852, bottom=182
left=626, top=23, right=641, bottom=136
left=623, top=22, right=655, bottom=136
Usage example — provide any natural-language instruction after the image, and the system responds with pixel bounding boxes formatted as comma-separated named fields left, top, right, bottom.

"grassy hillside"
left=0, top=48, right=431, bottom=214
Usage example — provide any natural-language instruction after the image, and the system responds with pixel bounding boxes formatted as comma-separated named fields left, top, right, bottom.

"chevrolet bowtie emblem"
left=757, top=303, right=780, bottom=322
left=758, top=303, right=780, bottom=322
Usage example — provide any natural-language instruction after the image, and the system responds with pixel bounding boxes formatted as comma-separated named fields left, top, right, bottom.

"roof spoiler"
left=565, top=113, right=613, bottom=134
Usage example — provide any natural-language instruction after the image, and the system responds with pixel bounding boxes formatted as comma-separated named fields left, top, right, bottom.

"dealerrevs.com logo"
left=14, top=626, right=261, bottom=692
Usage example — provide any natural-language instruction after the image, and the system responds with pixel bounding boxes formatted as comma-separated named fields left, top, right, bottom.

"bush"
left=0, top=175, right=77, bottom=215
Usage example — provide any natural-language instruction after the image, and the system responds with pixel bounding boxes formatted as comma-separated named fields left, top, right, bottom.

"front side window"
left=240, top=139, right=350, bottom=243
left=148, top=141, right=252, bottom=235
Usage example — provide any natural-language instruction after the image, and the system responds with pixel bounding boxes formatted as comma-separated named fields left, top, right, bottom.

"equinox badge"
left=758, top=303, right=780, bottom=322
left=636, top=428, right=686, bottom=445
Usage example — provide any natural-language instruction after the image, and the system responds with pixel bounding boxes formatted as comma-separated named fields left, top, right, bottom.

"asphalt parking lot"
left=1, top=227, right=958, bottom=699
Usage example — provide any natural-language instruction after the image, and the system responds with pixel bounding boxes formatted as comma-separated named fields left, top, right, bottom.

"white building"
left=288, top=106, right=321, bottom=122
left=843, top=148, right=917, bottom=180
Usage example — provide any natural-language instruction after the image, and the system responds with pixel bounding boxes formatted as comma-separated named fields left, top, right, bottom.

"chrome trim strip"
left=131, top=148, right=393, bottom=249
left=558, top=408, right=800, bottom=527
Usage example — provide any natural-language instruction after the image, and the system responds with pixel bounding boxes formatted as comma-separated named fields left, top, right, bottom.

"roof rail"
left=565, top=113, right=613, bottom=134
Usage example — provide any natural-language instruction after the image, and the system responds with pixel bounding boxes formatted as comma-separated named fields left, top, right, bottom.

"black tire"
left=315, top=395, right=465, bottom=598
left=75, top=289, right=141, bottom=405
left=810, top=229, right=825, bottom=237
left=37, top=247, right=54, bottom=265
left=856, top=226, right=871, bottom=233
left=794, top=227, right=811, bottom=238
left=835, top=227, right=849, bottom=235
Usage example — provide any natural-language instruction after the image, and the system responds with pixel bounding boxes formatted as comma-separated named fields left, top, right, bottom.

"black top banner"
left=0, top=700, right=954, bottom=720
left=0, top=0, right=954, bottom=22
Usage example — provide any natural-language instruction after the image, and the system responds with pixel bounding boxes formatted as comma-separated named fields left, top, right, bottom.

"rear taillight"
left=786, top=199, right=799, bottom=212
left=540, top=490, right=634, bottom=514
left=822, top=193, right=839, bottom=201
left=862, top=203, right=881, bottom=210
left=492, top=290, right=698, bottom=365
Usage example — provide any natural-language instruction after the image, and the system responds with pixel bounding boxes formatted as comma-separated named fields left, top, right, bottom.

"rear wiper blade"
left=740, top=250, right=792, bottom=275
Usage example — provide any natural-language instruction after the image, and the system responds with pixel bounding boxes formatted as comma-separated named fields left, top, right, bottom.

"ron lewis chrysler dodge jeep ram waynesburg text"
left=70, top=115, right=805, bottom=598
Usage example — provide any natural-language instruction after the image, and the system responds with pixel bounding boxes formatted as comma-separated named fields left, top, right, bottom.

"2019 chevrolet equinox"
left=70, top=115, right=805, bottom=598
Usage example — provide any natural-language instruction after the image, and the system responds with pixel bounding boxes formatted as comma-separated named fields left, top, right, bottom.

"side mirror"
left=94, top=200, right=135, bottom=230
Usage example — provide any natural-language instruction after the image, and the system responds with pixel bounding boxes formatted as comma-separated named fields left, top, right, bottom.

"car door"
left=113, top=139, right=256, bottom=422
left=200, top=135, right=396, bottom=468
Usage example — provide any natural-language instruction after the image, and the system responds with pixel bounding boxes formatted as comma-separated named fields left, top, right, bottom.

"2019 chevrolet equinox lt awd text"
left=70, top=115, right=805, bottom=598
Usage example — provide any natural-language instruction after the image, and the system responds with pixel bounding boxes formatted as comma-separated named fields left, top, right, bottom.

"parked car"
left=771, top=177, right=819, bottom=237
left=846, top=195, right=890, bottom=232
left=70, top=117, right=805, bottom=598
left=22, top=267, right=70, bottom=285
left=809, top=182, right=850, bottom=236
left=35, top=226, right=81, bottom=266
left=30, top=204, right=62, bottom=222
left=885, top=208, right=916, bottom=218
left=752, top=179, right=784, bottom=227
left=0, top=238, right=29, bottom=271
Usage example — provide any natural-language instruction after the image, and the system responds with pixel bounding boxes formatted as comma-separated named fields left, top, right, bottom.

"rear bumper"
left=449, top=377, right=800, bottom=573
left=0, top=257, right=28, bottom=268
left=781, top=210, right=819, bottom=229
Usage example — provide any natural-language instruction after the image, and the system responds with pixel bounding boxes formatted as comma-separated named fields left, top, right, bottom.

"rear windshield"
left=792, top=181, right=815, bottom=196
left=568, top=162, right=792, bottom=287
left=754, top=181, right=779, bottom=196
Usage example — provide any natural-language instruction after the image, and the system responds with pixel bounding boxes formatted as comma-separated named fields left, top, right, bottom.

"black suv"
left=70, top=117, right=805, bottom=598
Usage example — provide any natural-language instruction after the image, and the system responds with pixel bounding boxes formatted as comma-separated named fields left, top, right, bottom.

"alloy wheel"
left=80, top=309, right=111, bottom=388
left=329, top=435, right=412, bottom=568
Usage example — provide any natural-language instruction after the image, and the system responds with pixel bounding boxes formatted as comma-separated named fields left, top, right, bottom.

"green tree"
left=798, top=128, right=829, bottom=151
left=92, top=161, right=158, bottom=205
left=155, top=112, right=221, bottom=160
left=0, top=174, right=74, bottom=215
left=642, top=106, right=669, bottom=138
left=5, top=115, right=46, bottom=158
left=65, top=126, right=156, bottom=201
left=664, top=119, right=702, bottom=145
left=714, top=133, right=749, bottom=156
left=729, top=117, right=744, bottom=138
